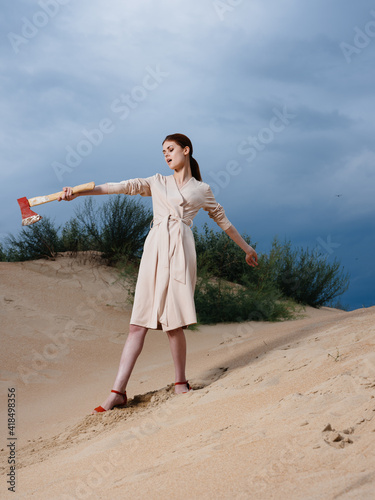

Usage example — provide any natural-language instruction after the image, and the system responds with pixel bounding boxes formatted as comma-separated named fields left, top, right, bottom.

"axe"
left=17, top=182, right=95, bottom=226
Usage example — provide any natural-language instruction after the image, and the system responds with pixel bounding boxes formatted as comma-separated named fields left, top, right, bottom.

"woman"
left=59, top=133, right=258, bottom=413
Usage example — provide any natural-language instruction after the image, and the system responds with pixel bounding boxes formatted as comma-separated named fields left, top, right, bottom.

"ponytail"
left=190, top=155, right=202, bottom=182
left=163, top=133, right=203, bottom=182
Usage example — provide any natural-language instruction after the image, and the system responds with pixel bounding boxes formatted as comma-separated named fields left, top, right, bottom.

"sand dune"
left=1, top=253, right=374, bottom=499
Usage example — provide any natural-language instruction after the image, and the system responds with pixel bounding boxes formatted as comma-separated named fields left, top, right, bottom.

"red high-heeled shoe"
left=174, top=381, right=192, bottom=394
left=93, top=389, right=127, bottom=413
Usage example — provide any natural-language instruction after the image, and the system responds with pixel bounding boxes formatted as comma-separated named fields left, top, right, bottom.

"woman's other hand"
left=246, top=248, right=258, bottom=267
left=224, top=225, right=259, bottom=268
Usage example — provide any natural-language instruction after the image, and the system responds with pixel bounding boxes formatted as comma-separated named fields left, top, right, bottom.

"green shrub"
left=0, top=243, right=8, bottom=262
left=69, top=196, right=152, bottom=262
left=193, top=230, right=350, bottom=321
left=194, top=273, right=295, bottom=323
left=5, top=217, right=62, bottom=260
left=4, top=196, right=152, bottom=264
left=61, top=218, right=91, bottom=253
left=193, top=223, right=256, bottom=284
left=116, top=257, right=140, bottom=305
left=271, top=238, right=350, bottom=307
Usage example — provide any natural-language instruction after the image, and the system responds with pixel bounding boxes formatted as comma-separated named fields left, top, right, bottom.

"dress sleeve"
left=202, top=184, right=232, bottom=231
left=106, top=177, right=152, bottom=197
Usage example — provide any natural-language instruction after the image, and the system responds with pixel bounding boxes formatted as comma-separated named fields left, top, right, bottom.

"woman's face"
left=162, top=141, right=189, bottom=171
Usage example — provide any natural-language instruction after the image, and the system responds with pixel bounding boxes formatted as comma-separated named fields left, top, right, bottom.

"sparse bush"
left=193, top=231, right=350, bottom=322
left=0, top=243, right=8, bottom=262
left=271, top=238, right=350, bottom=307
left=70, top=196, right=152, bottom=262
left=5, top=217, right=62, bottom=260
left=61, top=218, right=91, bottom=253
left=195, top=273, right=295, bottom=324
left=193, top=223, right=256, bottom=284
left=116, top=257, right=140, bottom=305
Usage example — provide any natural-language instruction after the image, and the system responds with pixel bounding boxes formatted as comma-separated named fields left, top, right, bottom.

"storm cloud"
left=1, top=0, right=374, bottom=309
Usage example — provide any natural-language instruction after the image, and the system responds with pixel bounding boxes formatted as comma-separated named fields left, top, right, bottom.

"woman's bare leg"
left=167, top=327, right=189, bottom=394
left=92, top=324, right=148, bottom=412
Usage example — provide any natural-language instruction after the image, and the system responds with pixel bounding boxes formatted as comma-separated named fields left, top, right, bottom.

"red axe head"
left=17, top=197, right=42, bottom=226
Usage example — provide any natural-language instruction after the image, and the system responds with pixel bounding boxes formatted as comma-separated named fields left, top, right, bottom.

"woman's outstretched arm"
left=58, top=183, right=109, bottom=201
left=224, top=225, right=258, bottom=267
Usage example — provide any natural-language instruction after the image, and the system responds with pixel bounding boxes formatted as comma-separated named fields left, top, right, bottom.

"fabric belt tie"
left=151, top=214, right=193, bottom=285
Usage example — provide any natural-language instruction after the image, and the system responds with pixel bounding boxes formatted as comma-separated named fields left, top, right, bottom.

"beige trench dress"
left=107, top=173, right=232, bottom=331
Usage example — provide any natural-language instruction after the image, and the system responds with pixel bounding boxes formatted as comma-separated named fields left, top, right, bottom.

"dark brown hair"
left=163, top=133, right=202, bottom=182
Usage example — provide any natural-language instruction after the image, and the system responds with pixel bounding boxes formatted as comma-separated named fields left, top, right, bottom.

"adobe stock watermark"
left=340, top=10, right=375, bottom=63
left=60, top=450, right=123, bottom=500
left=7, top=0, right=71, bottom=55
left=220, top=319, right=256, bottom=356
left=316, top=235, right=341, bottom=257
left=208, top=104, right=296, bottom=197
left=16, top=286, right=118, bottom=384
left=60, top=390, right=189, bottom=499
left=52, top=65, right=169, bottom=182
left=237, top=105, right=296, bottom=163
left=213, top=0, right=243, bottom=21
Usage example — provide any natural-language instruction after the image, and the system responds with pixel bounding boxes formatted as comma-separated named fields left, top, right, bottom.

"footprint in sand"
left=322, top=423, right=354, bottom=448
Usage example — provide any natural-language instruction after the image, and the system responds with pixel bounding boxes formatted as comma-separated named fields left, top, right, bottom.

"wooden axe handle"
left=28, top=182, right=95, bottom=207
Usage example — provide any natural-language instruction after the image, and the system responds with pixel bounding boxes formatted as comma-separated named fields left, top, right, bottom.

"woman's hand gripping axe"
left=17, top=182, right=95, bottom=226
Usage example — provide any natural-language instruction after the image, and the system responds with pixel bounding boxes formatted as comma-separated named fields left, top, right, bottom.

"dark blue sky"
left=1, top=0, right=374, bottom=310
